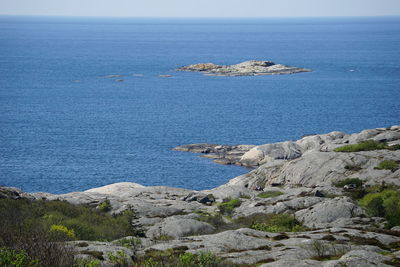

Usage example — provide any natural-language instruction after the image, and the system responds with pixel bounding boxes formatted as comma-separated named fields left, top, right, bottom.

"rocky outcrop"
left=173, top=143, right=254, bottom=165
left=4, top=125, right=400, bottom=266
left=175, top=125, right=400, bottom=168
left=176, top=60, right=311, bottom=76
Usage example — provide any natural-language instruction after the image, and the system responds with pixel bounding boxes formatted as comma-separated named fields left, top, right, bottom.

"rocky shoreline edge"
left=1, top=125, right=400, bottom=266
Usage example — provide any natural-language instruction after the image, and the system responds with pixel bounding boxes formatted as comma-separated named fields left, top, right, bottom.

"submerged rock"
left=176, top=60, right=311, bottom=76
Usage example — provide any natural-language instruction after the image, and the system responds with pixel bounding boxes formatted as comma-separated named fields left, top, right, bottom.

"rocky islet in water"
left=177, top=60, right=312, bottom=76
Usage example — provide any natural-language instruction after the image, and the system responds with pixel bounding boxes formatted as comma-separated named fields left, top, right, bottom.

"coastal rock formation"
left=176, top=60, right=311, bottom=76
left=3, top=125, right=400, bottom=266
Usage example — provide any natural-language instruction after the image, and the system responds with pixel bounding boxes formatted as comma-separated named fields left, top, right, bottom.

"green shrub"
left=334, top=178, right=364, bottom=188
left=0, top=198, right=136, bottom=242
left=0, top=248, right=39, bottom=267
left=138, top=249, right=227, bottom=267
left=97, top=199, right=111, bottom=212
left=375, top=160, right=399, bottom=172
left=218, top=199, right=241, bottom=215
left=49, top=224, right=76, bottom=240
left=73, top=258, right=101, bottom=267
left=107, top=251, right=129, bottom=265
left=178, top=252, right=223, bottom=267
left=249, top=214, right=305, bottom=233
left=257, top=191, right=284, bottom=199
left=334, top=140, right=386, bottom=152
left=359, top=189, right=400, bottom=227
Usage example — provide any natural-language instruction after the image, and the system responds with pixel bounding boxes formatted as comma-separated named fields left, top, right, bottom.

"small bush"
left=257, top=191, right=284, bottom=199
left=334, top=178, right=364, bottom=188
left=218, top=199, right=241, bottom=215
left=178, top=252, right=223, bottom=267
left=107, top=251, right=129, bottom=265
left=375, top=160, right=399, bottom=172
left=50, top=224, right=76, bottom=240
left=97, top=199, right=111, bottom=212
left=250, top=214, right=305, bottom=233
left=359, top=189, right=400, bottom=228
left=0, top=248, right=39, bottom=267
left=138, top=250, right=227, bottom=267
left=334, top=140, right=386, bottom=152
left=74, top=258, right=101, bottom=267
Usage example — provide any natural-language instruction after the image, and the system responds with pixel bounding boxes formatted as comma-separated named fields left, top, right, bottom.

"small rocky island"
left=176, top=60, right=311, bottom=76
left=1, top=126, right=400, bottom=266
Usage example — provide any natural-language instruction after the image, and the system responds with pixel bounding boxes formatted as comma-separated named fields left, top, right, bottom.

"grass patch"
left=0, top=198, right=136, bottom=242
left=334, top=140, right=400, bottom=153
left=243, top=213, right=305, bottom=233
left=257, top=191, right=284, bottom=199
left=0, top=247, right=40, bottom=267
left=218, top=198, right=241, bottom=215
left=139, top=249, right=236, bottom=267
left=359, top=189, right=400, bottom=228
left=375, top=160, right=399, bottom=172
left=97, top=199, right=111, bottom=212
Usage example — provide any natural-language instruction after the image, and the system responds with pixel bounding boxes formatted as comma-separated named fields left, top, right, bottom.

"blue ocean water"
left=0, top=16, right=399, bottom=193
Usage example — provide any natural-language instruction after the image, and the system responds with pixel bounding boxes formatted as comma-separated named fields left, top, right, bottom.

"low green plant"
left=257, top=191, right=284, bottom=199
left=249, top=214, right=305, bottom=233
left=359, top=189, right=400, bottom=228
left=374, top=160, right=399, bottom=172
left=334, top=178, right=364, bottom=188
left=97, top=199, right=111, bottom=212
left=334, top=140, right=386, bottom=152
left=218, top=199, right=241, bottom=215
left=178, top=252, right=223, bottom=267
left=0, top=197, right=136, bottom=242
left=107, top=251, right=129, bottom=266
left=49, top=224, right=76, bottom=240
left=73, top=258, right=101, bottom=267
left=0, top=248, right=39, bottom=267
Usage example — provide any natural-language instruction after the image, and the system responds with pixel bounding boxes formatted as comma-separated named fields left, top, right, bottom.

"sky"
left=0, top=0, right=399, bottom=17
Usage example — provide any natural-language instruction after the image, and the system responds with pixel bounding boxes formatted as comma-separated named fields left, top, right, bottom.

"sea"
left=0, top=16, right=399, bottom=193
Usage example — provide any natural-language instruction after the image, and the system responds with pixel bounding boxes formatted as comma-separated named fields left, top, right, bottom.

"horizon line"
left=0, top=14, right=399, bottom=19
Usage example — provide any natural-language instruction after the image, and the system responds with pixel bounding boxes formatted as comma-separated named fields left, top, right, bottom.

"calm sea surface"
left=0, top=16, right=399, bottom=193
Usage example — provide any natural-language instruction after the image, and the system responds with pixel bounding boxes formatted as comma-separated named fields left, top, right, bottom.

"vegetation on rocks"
left=0, top=197, right=136, bottom=266
left=138, top=249, right=237, bottom=267
left=257, top=191, right=284, bottom=198
left=249, top=214, right=305, bottom=233
left=218, top=198, right=241, bottom=215
left=334, top=140, right=399, bottom=152
left=0, top=248, right=40, bottom=267
left=374, top=160, right=399, bottom=172
left=359, top=189, right=400, bottom=228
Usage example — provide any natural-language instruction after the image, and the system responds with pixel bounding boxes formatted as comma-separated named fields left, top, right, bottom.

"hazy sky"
left=0, top=0, right=399, bottom=17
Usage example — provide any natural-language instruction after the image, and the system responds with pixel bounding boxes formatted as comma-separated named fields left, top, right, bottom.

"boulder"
left=295, top=197, right=365, bottom=228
